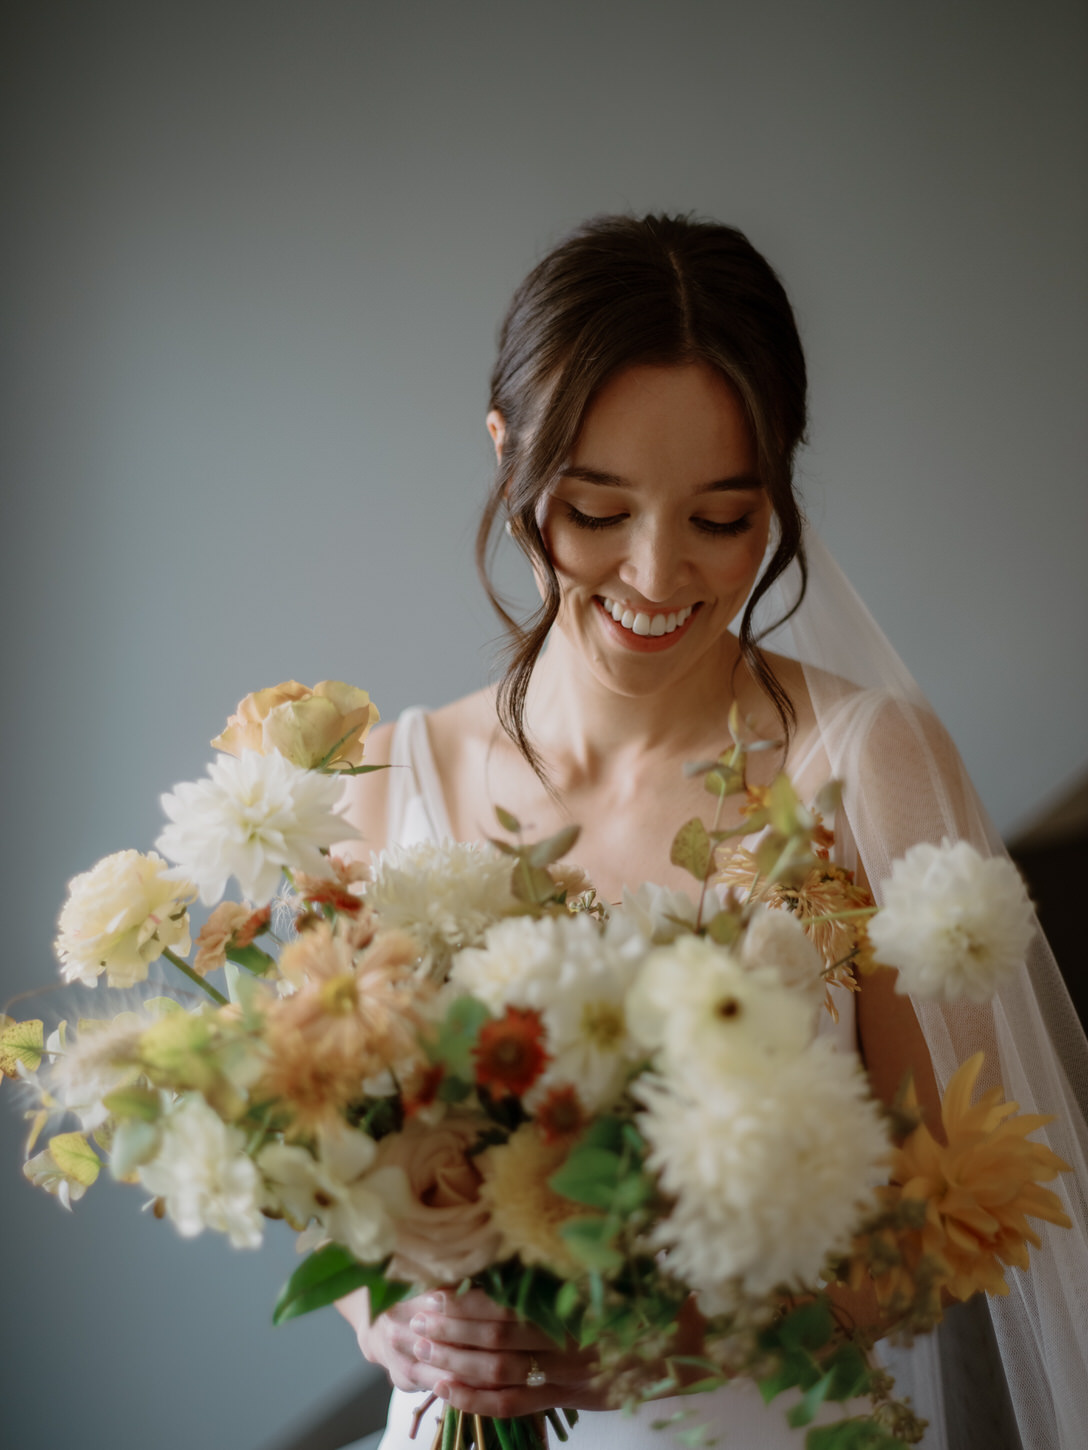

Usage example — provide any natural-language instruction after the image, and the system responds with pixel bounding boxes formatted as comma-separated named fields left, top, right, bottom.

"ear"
left=486, top=409, right=506, bottom=461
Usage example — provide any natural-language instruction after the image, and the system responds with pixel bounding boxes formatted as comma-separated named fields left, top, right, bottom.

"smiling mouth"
left=595, top=596, right=701, bottom=649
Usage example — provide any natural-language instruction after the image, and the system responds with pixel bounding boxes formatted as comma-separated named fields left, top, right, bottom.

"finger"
left=435, top=1380, right=560, bottom=1420
left=419, top=1289, right=519, bottom=1321
left=409, top=1309, right=551, bottom=1353
left=416, top=1340, right=591, bottom=1391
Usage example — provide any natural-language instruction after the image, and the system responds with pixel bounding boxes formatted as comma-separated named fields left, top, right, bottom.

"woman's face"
left=533, top=361, right=772, bottom=698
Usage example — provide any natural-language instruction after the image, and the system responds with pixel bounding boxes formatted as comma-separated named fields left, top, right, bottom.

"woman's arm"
left=335, top=720, right=395, bottom=864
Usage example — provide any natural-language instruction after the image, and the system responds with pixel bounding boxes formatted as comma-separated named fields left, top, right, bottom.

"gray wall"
left=2, top=3, right=1085, bottom=1448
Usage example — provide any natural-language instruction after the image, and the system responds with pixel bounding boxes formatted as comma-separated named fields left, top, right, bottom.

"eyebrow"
left=558, top=464, right=764, bottom=493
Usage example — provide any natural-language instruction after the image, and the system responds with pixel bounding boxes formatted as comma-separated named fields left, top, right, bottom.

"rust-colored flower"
left=292, top=855, right=370, bottom=916
left=473, top=1007, right=550, bottom=1099
left=534, top=1084, right=586, bottom=1143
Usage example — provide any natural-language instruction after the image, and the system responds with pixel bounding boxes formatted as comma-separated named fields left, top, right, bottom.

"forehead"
left=570, top=363, right=756, bottom=485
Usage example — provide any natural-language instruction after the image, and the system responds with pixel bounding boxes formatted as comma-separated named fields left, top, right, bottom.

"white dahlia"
left=365, top=840, right=517, bottom=975
left=138, top=1093, right=264, bottom=1248
left=156, top=750, right=353, bottom=905
left=628, top=934, right=815, bottom=1087
left=55, top=850, right=195, bottom=988
left=636, top=1039, right=889, bottom=1309
left=868, top=839, right=1035, bottom=1002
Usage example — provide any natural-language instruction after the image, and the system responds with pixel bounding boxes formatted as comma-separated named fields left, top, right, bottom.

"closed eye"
left=692, top=515, right=754, bottom=537
left=564, top=503, right=627, bottom=531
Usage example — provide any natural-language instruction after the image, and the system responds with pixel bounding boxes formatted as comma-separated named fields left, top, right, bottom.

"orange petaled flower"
left=890, top=1055, right=1072, bottom=1303
left=403, top=1062, right=445, bottom=1118
left=534, top=1085, right=586, bottom=1143
left=473, top=1007, right=550, bottom=1099
left=716, top=847, right=876, bottom=1011
left=292, top=855, right=371, bottom=916
left=261, top=923, right=429, bottom=1133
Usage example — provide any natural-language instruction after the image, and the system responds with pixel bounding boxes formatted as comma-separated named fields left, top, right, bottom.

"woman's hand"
left=340, top=1286, right=607, bottom=1414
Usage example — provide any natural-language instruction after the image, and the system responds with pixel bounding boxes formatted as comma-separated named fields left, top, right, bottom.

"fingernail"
left=425, top=1292, right=446, bottom=1312
left=409, top=1315, right=427, bottom=1334
left=413, top=1338, right=432, bottom=1362
left=436, top=1381, right=451, bottom=1400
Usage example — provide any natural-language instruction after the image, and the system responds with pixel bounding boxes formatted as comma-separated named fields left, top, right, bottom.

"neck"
left=522, top=628, right=743, bottom=777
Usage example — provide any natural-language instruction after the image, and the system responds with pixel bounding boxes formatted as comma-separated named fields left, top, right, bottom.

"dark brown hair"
left=476, top=213, right=808, bottom=775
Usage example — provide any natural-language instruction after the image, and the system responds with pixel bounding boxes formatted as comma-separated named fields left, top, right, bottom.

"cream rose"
left=211, top=680, right=379, bottom=771
left=55, top=850, right=196, bottom=988
left=374, top=1115, right=502, bottom=1286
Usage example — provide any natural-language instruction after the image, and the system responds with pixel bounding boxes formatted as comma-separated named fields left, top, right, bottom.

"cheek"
left=540, top=523, right=614, bottom=589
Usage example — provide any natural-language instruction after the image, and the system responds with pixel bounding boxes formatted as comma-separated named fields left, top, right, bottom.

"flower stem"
left=162, top=947, right=228, bottom=1005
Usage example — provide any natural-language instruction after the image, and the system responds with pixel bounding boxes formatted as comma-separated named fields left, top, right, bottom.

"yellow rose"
left=211, top=681, right=379, bottom=771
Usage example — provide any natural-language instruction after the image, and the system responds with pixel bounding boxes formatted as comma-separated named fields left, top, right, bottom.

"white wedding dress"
left=372, top=707, right=939, bottom=1450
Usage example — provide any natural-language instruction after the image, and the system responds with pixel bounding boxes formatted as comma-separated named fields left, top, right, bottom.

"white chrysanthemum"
left=615, top=882, right=698, bottom=944
left=453, top=912, right=648, bottom=1111
left=868, top=839, right=1035, bottom=1002
left=628, top=935, right=815, bottom=1087
left=636, top=1039, right=889, bottom=1309
left=740, top=906, right=825, bottom=1015
left=138, top=1093, right=264, bottom=1248
left=55, top=850, right=196, bottom=987
left=156, top=750, right=353, bottom=906
left=365, top=840, right=517, bottom=974
left=259, top=1121, right=410, bottom=1263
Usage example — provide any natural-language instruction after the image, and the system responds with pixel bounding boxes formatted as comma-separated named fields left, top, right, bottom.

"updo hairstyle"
left=477, top=213, right=809, bottom=774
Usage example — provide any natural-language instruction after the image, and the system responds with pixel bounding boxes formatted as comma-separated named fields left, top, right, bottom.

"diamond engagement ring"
left=525, top=1356, right=547, bottom=1388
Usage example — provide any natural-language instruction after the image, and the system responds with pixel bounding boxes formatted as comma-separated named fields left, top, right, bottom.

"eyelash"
left=564, top=504, right=754, bottom=538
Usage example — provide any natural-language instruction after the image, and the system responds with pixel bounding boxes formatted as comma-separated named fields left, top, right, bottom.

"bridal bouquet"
left=2, top=682, right=1072, bottom=1450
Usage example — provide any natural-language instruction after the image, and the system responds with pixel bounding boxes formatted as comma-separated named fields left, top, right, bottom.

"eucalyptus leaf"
left=669, top=818, right=712, bottom=881
left=102, top=1084, right=161, bottom=1122
left=528, top=823, right=581, bottom=868
left=495, top=805, right=521, bottom=833
left=548, top=1147, right=621, bottom=1209
left=226, top=943, right=277, bottom=976
left=787, top=1370, right=835, bottom=1428
left=558, top=1217, right=623, bottom=1272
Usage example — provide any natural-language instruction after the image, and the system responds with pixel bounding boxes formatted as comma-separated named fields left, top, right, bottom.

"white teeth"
left=599, top=597, right=697, bottom=634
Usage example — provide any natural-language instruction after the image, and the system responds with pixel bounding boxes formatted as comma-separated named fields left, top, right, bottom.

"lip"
left=593, top=597, right=702, bottom=652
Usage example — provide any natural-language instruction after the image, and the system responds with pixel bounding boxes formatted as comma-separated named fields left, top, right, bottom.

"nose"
left=616, top=517, right=690, bottom=604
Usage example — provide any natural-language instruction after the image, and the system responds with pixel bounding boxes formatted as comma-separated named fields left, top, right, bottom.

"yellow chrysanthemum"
left=894, top=1053, right=1071, bottom=1300
left=478, top=1125, right=597, bottom=1277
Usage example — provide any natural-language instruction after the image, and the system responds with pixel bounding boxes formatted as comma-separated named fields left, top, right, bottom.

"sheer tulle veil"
left=754, top=526, right=1088, bottom=1448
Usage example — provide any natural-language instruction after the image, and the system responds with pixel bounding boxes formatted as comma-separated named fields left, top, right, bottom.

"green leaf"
left=335, top=763, right=390, bottom=777
left=429, top=995, right=492, bottom=1079
left=824, top=1343, right=871, bottom=1402
left=102, top=1085, right=162, bottom=1122
left=806, top=1421, right=909, bottom=1450
left=555, top=1281, right=581, bottom=1321
left=787, top=1370, right=835, bottom=1428
left=528, top=823, right=581, bottom=868
left=110, top=1118, right=161, bottom=1179
left=548, top=1147, right=621, bottom=1209
left=705, top=909, right=741, bottom=946
left=581, top=1116, right=625, bottom=1153
left=0, top=1018, right=44, bottom=1077
left=495, top=805, right=521, bottom=834
left=704, top=762, right=745, bottom=798
left=437, top=1074, right=472, bottom=1103
left=511, top=857, right=557, bottom=904
left=48, top=1131, right=100, bottom=1188
left=557, top=1217, right=622, bottom=1272
left=778, top=1298, right=834, bottom=1353
left=669, top=818, right=712, bottom=881
left=273, top=1246, right=411, bottom=1325
left=226, top=943, right=277, bottom=975
left=758, top=1349, right=820, bottom=1403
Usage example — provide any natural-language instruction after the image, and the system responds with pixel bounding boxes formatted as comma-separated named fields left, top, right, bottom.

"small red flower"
left=234, top=904, right=272, bottom=947
left=534, top=1085, right=586, bottom=1143
left=473, top=1007, right=550, bottom=1099
left=404, top=1062, right=445, bottom=1118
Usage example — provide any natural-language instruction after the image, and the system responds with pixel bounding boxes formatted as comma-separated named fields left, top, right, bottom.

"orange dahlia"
left=893, top=1054, right=1072, bottom=1302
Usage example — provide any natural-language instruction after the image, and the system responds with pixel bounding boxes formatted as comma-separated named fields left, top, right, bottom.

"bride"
left=336, top=214, right=1088, bottom=1448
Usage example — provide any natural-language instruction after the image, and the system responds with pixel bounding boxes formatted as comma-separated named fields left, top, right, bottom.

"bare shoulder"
left=425, top=686, right=498, bottom=777
left=337, top=719, right=396, bottom=862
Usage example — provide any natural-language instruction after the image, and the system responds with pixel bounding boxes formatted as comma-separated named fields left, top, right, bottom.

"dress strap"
left=386, top=707, right=454, bottom=846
